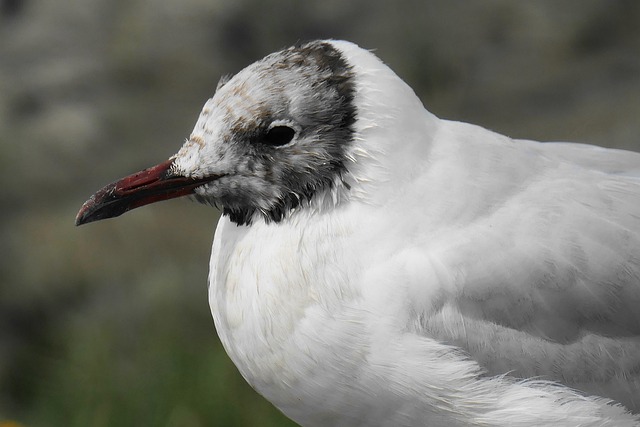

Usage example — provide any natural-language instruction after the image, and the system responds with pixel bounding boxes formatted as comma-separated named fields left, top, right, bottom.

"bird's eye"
left=264, top=125, right=296, bottom=146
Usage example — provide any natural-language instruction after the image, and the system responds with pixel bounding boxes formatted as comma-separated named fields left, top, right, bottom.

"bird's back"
left=387, top=118, right=640, bottom=413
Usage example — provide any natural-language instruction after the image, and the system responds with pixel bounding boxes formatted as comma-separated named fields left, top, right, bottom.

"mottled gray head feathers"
left=174, top=40, right=357, bottom=225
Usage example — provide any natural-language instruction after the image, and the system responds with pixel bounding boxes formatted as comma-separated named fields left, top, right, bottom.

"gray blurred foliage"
left=0, top=0, right=639, bottom=426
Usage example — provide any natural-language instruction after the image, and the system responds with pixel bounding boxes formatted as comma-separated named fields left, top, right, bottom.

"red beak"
left=75, top=159, right=216, bottom=226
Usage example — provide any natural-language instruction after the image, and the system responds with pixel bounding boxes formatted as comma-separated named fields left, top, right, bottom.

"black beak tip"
left=75, top=209, right=94, bottom=226
left=75, top=194, right=130, bottom=226
left=75, top=199, right=100, bottom=226
left=75, top=187, right=122, bottom=226
left=75, top=197, right=94, bottom=226
left=75, top=213, right=86, bottom=227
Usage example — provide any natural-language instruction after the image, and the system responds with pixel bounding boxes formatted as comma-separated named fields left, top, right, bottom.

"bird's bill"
left=75, top=159, right=215, bottom=226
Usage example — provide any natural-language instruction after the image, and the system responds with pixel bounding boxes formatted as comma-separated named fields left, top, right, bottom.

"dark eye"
left=264, top=125, right=295, bottom=146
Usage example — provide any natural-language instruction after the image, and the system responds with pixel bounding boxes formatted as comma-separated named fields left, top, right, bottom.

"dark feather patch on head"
left=196, top=41, right=357, bottom=226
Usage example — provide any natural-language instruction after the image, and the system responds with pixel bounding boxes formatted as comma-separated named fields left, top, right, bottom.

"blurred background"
left=1, top=0, right=639, bottom=426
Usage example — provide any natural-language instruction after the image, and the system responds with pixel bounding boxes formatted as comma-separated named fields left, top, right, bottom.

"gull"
left=76, top=40, right=640, bottom=426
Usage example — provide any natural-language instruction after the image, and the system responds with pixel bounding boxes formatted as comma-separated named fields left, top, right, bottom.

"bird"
left=76, top=40, right=640, bottom=426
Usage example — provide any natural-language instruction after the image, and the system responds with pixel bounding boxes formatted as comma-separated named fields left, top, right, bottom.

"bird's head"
left=76, top=40, right=358, bottom=226
left=76, top=39, right=436, bottom=227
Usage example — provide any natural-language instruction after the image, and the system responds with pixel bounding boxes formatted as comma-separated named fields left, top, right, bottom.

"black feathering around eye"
left=209, top=41, right=357, bottom=226
left=264, top=126, right=296, bottom=146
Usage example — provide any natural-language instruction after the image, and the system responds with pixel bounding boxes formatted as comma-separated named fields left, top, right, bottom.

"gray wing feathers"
left=420, top=137, right=640, bottom=410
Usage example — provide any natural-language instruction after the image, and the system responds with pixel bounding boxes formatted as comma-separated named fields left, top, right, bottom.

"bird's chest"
left=208, top=218, right=366, bottom=407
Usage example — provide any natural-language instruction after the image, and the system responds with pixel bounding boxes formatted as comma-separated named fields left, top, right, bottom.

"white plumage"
left=78, top=40, right=640, bottom=426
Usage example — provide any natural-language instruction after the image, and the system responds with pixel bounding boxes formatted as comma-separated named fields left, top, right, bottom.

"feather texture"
left=199, top=40, right=640, bottom=425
